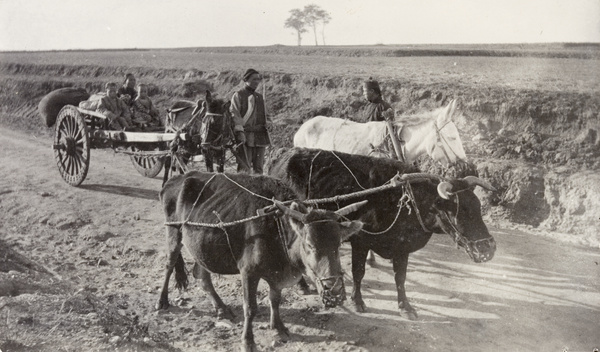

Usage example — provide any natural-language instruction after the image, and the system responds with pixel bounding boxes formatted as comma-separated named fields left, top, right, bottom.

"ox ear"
left=339, top=220, right=364, bottom=242
left=439, top=99, right=458, bottom=125
left=192, top=100, right=203, bottom=116
left=205, top=90, right=212, bottom=103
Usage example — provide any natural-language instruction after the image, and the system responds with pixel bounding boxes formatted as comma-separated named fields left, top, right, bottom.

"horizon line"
left=2, top=42, right=600, bottom=53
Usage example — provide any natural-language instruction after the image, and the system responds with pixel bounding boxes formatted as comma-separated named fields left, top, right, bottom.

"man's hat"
left=364, top=77, right=380, bottom=90
left=243, top=68, right=260, bottom=81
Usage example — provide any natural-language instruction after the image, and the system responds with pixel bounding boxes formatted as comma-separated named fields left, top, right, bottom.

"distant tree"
left=302, top=4, right=322, bottom=46
left=317, top=9, right=331, bottom=46
left=284, top=9, right=307, bottom=46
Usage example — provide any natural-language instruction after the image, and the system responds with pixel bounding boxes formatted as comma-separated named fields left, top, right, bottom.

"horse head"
left=425, top=99, right=467, bottom=167
left=200, top=90, right=233, bottom=148
left=203, top=90, right=230, bottom=116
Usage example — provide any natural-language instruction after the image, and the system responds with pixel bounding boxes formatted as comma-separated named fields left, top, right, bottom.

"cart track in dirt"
left=1, top=127, right=599, bottom=352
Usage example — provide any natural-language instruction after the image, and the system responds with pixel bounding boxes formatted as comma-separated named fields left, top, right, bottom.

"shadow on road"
left=81, top=184, right=159, bottom=200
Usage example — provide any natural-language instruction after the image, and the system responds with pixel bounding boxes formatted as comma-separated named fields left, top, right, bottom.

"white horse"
left=293, top=99, right=467, bottom=166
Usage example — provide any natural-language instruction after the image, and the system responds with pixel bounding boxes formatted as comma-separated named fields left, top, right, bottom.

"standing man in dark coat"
left=230, top=68, right=271, bottom=174
left=363, top=77, right=393, bottom=122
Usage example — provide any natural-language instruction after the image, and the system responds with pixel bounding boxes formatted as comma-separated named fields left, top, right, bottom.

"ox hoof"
left=353, top=301, right=367, bottom=313
left=271, top=330, right=290, bottom=346
left=217, top=307, right=235, bottom=320
left=240, top=342, right=257, bottom=352
left=399, top=308, right=418, bottom=320
left=272, top=325, right=290, bottom=339
left=155, top=299, right=170, bottom=310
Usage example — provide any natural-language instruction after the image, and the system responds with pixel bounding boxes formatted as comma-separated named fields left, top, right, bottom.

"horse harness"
left=432, top=120, right=467, bottom=164
left=369, top=123, right=406, bottom=162
left=200, top=112, right=230, bottom=150
left=369, top=120, right=467, bottom=165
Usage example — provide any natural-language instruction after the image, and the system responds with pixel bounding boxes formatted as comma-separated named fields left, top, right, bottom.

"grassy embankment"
left=1, top=45, right=599, bottom=245
left=1, top=44, right=599, bottom=168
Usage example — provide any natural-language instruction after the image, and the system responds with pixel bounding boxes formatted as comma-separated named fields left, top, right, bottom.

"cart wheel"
left=53, top=105, right=90, bottom=186
left=130, top=147, right=165, bottom=178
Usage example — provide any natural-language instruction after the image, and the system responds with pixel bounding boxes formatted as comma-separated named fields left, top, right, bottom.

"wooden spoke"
left=129, top=146, right=165, bottom=178
left=53, top=105, right=90, bottom=186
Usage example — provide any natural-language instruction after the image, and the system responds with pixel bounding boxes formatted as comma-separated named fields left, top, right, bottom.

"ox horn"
left=462, top=176, right=497, bottom=192
left=274, top=201, right=306, bottom=223
left=437, top=181, right=454, bottom=200
left=335, top=200, right=368, bottom=216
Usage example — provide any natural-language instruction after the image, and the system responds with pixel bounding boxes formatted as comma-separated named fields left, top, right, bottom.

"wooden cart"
left=52, top=105, right=201, bottom=186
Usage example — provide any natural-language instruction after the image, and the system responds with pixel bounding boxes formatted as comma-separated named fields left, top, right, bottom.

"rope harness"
left=305, top=151, right=434, bottom=235
left=161, top=169, right=426, bottom=279
left=163, top=151, right=472, bottom=251
left=368, top=124, right=405, bottom=161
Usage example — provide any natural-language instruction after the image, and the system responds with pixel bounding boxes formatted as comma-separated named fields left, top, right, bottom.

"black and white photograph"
left=1, top=0, right=599, bottom=351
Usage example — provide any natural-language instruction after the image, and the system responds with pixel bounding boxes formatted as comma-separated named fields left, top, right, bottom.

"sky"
left=0, top=0, right=599, bottom=51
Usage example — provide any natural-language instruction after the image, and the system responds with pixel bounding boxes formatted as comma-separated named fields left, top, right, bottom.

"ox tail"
left=173, top=252, right=189, bottom=291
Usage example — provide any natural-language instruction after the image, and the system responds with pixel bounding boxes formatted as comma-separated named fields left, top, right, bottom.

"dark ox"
left=267, top=148, right=496, bottom=320
left=157, top=171, right=364, bottom=352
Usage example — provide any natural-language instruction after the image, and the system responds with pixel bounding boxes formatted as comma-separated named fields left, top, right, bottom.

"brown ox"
left=157, top=171, right=365, bottom=352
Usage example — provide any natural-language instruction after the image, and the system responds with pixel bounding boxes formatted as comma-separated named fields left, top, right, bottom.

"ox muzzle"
left=441, top=211, right=496, bottom=263
left=315, top=275, right=346, bottom=308
left=456, top=235, right=496, bottom=263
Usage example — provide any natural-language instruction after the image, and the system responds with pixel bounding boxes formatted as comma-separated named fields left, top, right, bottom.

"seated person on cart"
left=117, top=73, right=137, bottom=106
left=97, top=82, right=133, bottom=130
left=131, top=83, right=162, bottom=130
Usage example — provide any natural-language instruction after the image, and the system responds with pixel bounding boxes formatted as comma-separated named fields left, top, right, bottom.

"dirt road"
left=1, top=127, right=598, bottom=352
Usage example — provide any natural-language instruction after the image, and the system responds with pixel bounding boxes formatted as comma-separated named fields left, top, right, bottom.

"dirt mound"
left=541, top=169, right=600, bottom=246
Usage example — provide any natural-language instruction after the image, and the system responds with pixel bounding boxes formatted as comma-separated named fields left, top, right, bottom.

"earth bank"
left=1, top=55, right=598, bottom=246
